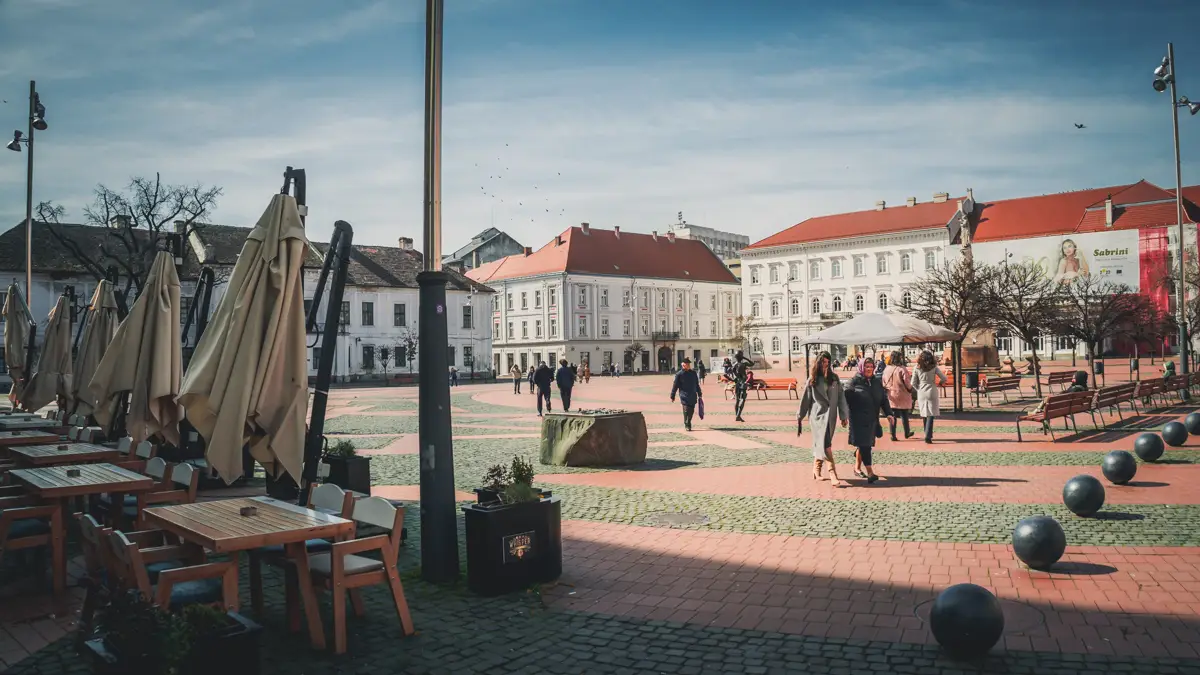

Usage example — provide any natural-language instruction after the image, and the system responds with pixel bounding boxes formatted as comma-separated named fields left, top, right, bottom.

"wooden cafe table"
left=142, top=496, right=355, bottom=650
left=8, top=443, right=121, bottom=467
left=7, top=463, right=155, bottom=594
left=0, top=429, right=62, bottom=450
left=0, top=417, right=61, bottom=432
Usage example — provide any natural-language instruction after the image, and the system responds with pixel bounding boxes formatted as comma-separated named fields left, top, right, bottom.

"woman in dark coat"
left=843, top=357, right=894, bottom=483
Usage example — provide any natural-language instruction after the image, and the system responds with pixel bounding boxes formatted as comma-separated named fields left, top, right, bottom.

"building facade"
left=468, top=223, right=743, bottom=374
left=741, top=192, right=974, bottom=369
left=442, top=227, right=525, bottom=271
left=667, top=220, right=750, bottom=260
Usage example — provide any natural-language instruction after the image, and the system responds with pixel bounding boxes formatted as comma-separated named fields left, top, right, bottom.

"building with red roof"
left=467, top=223, right=742, bottom=374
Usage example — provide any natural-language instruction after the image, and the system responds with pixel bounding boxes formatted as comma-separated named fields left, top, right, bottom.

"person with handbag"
left=882, top=350, right=915, bottom=441
left=844, top=357, right=894, bottom=483
left=670, top=357, right=703, bottom=431
left=798, top=351, right=850, bottom=487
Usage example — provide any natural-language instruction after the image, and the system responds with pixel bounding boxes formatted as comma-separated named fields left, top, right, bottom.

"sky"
left=1, top=0, right=1199, bottom=254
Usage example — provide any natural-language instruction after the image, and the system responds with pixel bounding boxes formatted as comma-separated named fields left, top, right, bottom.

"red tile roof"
left=1168, top=185, right=1200, bottom=222
left=744, top=198, right=965, bottom=250
left=465, top=226, right=738, bottom=285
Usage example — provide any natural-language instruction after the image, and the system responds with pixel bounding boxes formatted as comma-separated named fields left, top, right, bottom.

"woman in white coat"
left=911, top=349, right=947, bottom=444
left=797, top=351, right=850, bottom=487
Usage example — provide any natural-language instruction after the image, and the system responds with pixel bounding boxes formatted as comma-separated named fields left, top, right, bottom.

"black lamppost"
left=1153, top=44, right=1200, bottom=392
left=6, top=80, right=48, bottom=304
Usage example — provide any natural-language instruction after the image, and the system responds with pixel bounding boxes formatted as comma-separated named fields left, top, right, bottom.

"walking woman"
left=797, top=351, right=849, bottom=487
left=882, top=350, right=914, bottom=440
left=911, top=349, right=947, bottom=444
left=844, top=358, right=894, bottom=483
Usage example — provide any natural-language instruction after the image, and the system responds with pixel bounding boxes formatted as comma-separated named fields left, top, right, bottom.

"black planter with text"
left=323, top=455, right=372, bottom=494
left=463, top=494, right=562, bottom=596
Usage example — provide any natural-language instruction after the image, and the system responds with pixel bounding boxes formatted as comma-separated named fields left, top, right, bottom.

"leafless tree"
left=1051, top=275, right=1141, bottom=386
left=377, top=346, right=393, bottom=385
left=986, top=260, right=1062, bottom=398
left=37, top=173, right=221, bottom=299
left=400, top=328, right=419, bottom=373
left=732, top=315, right=762, bottom=356
left=1127, top=295, right=1172, bottom=368
left=904, top=254, right=998, bottom=411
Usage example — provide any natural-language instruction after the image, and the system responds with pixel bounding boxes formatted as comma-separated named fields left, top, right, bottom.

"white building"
left=668, top=219, right=749, bottom=260
left=740, top=192, right=976, bottom=369
left=468, top=223, right=743, bottom=373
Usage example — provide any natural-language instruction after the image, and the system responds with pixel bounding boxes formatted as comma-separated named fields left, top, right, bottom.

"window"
left=771, top=336, right=781, bottom=353
left=578, top=317, right=588, bottom=337
left=312, top=347, right=321, bottom=369
left=302, top=298, right=313, bottom=319
left=493, top=320, right=500, bottom=338
left=534, top=290, right=542, bottom=308
left=641, top=320, right=649, bottom=335
left=463, top=346, right=473, bottom=366
left=692, top=320, right=699, bottom=336
left=925, top=250, right=936, bottom=270
left=549, top=288, right=557, bottom=307
left=831, top=259, right=842, bottom=278
left=520, top=292, right=528, bottom=309
left=535, top=319, right=543, bottom=338
left=726, top=295, right=734, bottom=312
left=521, top=321, right=528, bottom=338
left=900, top=252, right=912, bottom=272
left=770, top=300, right=780, bottom=318
left=394, top=303, right=406, bottom=326
left=641, top=290, right=649, bottom=307
left=788, top=264, right=798, bottom=281
left=878, top=293, right=889, bottom=311
left=811, top=297, right=820, bottom=314
left=791, top=298, right=800, bottom=316
left=854, top=257, right=865, bottom=277
left=750, top=267, right=760, bottom=285
left=549, top=318, right=557, bottom=337
left=876, top=255, right=888, bottom=274
left=726, top=318, right=733, bottom=334
left=752, top=338, right=763, bottom=353
left=751, top=301, right=761, bottom=318
left=854, top=295, right=864, bottom=312
left=362, top=345, right=375, bottom=370
left=792, top=336, right=800, bottom=352
left=809, top=260, right=820, bottom=280
left=833, top=295, right=843, bottom=312
left=769, top=267, right=779, bottom=284
left=360, top=302, right=374, bottom=326
left=676, top=292, right=683, bottom=310
left=623, top=290, right=630, bottom=307
left=339, top=301, right=350, bottom=329
left=179, top=296, right=192, bottom=325
left=578, top=287, right=587, bottom=306
left=600, top=288, right=609, bottom=307
left=901, top=290, right=912, bottom=309
left=659, top=292, right=666, bottom=309
left=692, top=293, right=699, bottom=309
left=507, top=322, right=514, bottom=339
left=506, top=293, right=513, bottom=310
left=462, top=306, right=473, bottom=329
left=601, top=318, right=610, bottom=336
left=623, top=318, right=631, bottom=336
left=710, top=320, right=717, bottom=336
left=447, top=345, right=456, bottom=367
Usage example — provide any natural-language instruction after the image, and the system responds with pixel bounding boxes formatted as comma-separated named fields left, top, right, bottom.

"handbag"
left=697, top=398, right=705, bottom=420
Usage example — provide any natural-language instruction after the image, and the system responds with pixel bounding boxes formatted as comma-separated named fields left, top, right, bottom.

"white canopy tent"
left=800, top=312, right=960, bottom=346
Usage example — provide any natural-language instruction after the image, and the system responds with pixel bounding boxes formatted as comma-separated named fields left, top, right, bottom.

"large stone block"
left=540, top=411, right=647, bottom=467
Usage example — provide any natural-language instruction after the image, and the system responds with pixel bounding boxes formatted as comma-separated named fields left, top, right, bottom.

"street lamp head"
left=31, top=94, right=47, bottom=131
left=5, top=130, right=22, bottom=152
left=1190, top=102, right=1200, bottom=116
left=1154, top=76, right=1171, bottom=92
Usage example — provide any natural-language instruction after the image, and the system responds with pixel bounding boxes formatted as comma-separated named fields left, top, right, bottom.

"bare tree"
left=1127, top=295, right=1171, bottom=369
left=731, top=315, right=762, bottom=355
left=905, top=254, right=998, bottom=411
left=625, top=341, right=645, bottom=372
left=1051, top=276, right=1141, bottom=386
left=400, top=328, right=419, bottom=373
left=986, top=261, right=1062, bottom=398
left=37, top=173, right=221, bottom=299
left=377, top=346, right=393, bottom=385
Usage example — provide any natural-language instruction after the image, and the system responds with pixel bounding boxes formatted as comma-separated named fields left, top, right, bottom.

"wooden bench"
left=1094, top=382, right=1139, bottom=422
left=1016, top=390, right=1097, bottom=441
left=752, top=378, right=799, bottom=400
left=975, top=375, right=1022, bottom=403
left=1042, top=371, right=1077, bottom=392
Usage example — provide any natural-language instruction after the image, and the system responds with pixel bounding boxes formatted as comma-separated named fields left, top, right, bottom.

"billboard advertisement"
left=971, top=230, right=1140, bottom=290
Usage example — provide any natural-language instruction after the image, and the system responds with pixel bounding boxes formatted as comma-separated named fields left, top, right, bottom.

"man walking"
left=670, top=358, right=703, bottom=431
left=510, top=363, right=523, bottom=394
left=731, top=350, right=753, bottom=422
left=533, top=361, right=554, bottom=416
left=556, top=359, right=576, bottom=411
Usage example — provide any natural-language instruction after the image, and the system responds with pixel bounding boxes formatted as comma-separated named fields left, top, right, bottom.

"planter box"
left=463, top=494, right=562, bottom=596
left=85, top=612, right=262, bottom=675
left=323, top=455, right=372, bottom=494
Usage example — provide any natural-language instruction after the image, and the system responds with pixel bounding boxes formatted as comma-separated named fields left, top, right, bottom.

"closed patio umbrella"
left=90, top=251, right=183, bottom=445
left=23, top=294, right=74, bottom=412
left=179, top=193, right=309, bottom=484
left=70, top=280, right=120, bottom=418
left=3, top=283, right=33, bottom=408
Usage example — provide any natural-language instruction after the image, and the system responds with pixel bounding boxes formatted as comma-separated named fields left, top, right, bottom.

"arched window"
left=752, top=338, right=763, bottom=353
left=902, top=290, right=912, bottom=309
left=791, top=298, right=800, bottom=315
left=771, top=336, right=781, bottom=353
left=833, top=296, right=843, bottom=312
left=770, top=300, right=780, bottom=317
left=791, top=336, right=800, bottom=352
left=811, top=297, right=820, bottom=314
left=854, top=295, right=864, bottom=312
left=751, top=301, right=760, bottom=317
left=900, top=252, right=912, bottom=272
left=878, top=293, right=889, bottom=311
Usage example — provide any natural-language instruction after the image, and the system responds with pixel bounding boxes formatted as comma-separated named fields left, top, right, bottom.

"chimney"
left=652, top=230, right=658, bottom=242
left=667, top=232, right=676, bottom=243
left=613, top=226, right=620, bottom=239
left=967, top=187, right=974, bottom=201
left=109, top=215, right=131, bottom=229
left=554, top=235, right=562, bottom=246
left=932, top=192, right=949, bottom=203
left=875, top=200, right=886, bottom=211
left=523, top=246, right=532, bottom=256
left=173, top=219, right=187, bottom=234
left=580, top=222, right=590, bottom=235
left=1105, top=196, right=1114, bottom=228
left=397, top=237, right=414, bottom=250
left=906, top=197, right=917, bottom=207
left=472, top=250, right=479, bottom=268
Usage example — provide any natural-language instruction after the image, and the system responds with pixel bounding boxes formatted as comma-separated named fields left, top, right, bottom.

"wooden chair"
left=105, top=528, right=236, bottom=611
left=131, top=462, right=200, bottom=527
left=300, top=496, right=414, bottom=654
left=94, top=456, right=169, bottom=527
left=249, top=483, right=354, bottom=616
left=0, top=494, right=63, bottom=587
left=112, top=441, right=156, bottom=472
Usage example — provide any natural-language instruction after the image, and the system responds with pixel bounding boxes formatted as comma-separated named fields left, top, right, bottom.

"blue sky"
left=1, top=0, right=1199, bottom=252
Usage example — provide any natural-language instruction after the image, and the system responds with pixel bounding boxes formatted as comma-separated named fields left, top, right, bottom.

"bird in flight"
left=1074, top=123, right=1086, bottom=129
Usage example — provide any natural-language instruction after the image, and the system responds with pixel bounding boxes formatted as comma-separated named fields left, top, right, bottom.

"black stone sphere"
left=929, top=583, right=1005, bottom=659
left=1011, top=516, right=1066, bottom=570
left=1101, top=450, right=1138, bottom=485
left=1187, top=412, right=1200, bottom=436
left=1134, top=432, right=1165, bottom=462
left=1062, top=474, right=1106, bottom=517
left=1164, top=421, right=1189, bottom=447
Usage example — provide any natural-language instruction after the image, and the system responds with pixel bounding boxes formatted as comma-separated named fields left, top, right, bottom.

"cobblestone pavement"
left=7, top=371, right=1200, bottom=673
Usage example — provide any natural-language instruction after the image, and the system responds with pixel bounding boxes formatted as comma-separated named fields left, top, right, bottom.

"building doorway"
left=657, top=346, right=672, bottom=372
left=641, top=351, right=650, bottom=371
left=519, top=353, right=528, bottom=371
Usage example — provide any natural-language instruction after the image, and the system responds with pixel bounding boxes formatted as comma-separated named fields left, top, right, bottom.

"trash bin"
left=1129, top=358, right=1139, bottom=372
left=1093, top=361, right=1105, bottom=375
left=964, top=371, right=980, bottom=390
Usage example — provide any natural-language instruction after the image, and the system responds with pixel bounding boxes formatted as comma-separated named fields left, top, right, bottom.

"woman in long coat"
left=797, top=352, right=849, bottom=487
left=911, top=349, right=947, bottom=444
left=844, top=358, right=894, bottom=483
left=882, top=350, right=914, bottom=440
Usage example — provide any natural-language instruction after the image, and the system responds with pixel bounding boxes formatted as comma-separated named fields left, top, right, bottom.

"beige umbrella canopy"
left=3, top=283, right=33, bottom=408
left=70, top=280, right=120, bottom=418
left=179, top=193, right=309, bottom=484
left=23, top=294, right=75, bottom=412
left=91, top=251, right=182, bottom=445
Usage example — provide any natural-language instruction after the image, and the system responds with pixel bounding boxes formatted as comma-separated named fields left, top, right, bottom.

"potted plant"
left=462, top=456, right=562, bottom=596
left=322, top=438, right=371, bottom=495
left=84, top=591, right=262, bottom=675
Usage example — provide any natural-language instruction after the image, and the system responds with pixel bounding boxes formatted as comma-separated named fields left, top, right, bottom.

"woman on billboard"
left=1052, top=238, right=1090, bottom=283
